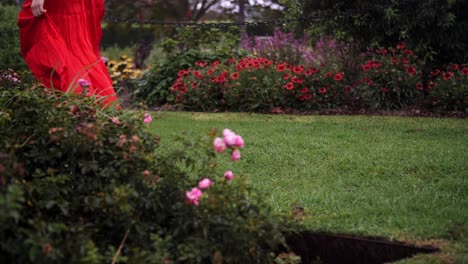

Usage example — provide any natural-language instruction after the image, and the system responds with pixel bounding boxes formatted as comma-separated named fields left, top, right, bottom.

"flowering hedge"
left=357, top=43, right=424, bottom=110
left=171, top=57, right=352, bottom=111
left=428, top=64, right=468, bottom=111
left=163, top=42, right=467, bottom=112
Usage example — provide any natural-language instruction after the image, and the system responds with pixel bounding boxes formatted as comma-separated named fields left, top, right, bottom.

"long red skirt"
left=18, top=0, right=117, bottom=105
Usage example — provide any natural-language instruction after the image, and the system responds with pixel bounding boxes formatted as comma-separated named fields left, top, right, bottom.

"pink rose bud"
left=231, top=149, right=241, bottom=162
left=213, top=137, right=227, bottom=153
left=144, top=113, right=152, bottom=124
left=224, top=170, right=234, bottom=181
left=186, top=187, right=203, bottom=206
left=198, top=178, right=214, bottom=189
left=233, top=135, right=244, bottom=148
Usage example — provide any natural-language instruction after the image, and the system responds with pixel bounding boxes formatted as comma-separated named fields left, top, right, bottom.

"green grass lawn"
left=149, top=112, right=468, bottom=261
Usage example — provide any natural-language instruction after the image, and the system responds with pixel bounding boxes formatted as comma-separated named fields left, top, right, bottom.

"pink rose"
left=198, top=178, right=213, bottom=189
left=224, top=170, right=234, bottom=181
left=213, top=137, right=227, bottom=153
left=222, top=129, right=237, bottom=146
left=231, top=149, right=241, bottom=162
left=186, top=187, right=203, bottom=206
left=222, top=128, right=234, bottom=137
left=144, top=113, right=152, bottom=124
left=233, top=135, right=244, bottom=148
left=111, top=117, right=121, bottom=125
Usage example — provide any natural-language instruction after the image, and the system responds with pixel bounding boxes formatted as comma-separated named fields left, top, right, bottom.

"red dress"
left=18, top=0, right=117, bottom=105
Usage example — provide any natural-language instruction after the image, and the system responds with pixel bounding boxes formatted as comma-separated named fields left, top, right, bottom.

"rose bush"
left=0, top=84, right=296, bottom=263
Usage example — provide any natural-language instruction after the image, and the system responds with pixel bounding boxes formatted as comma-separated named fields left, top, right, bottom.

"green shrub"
left=428, top=64, right=468, bottom=111
left=133, top=27, right=242, bottom=106
left=357, top=43, right=424, bottom=110
left=0, top=85, right=293, bottom=263
left=0, top=4, right=27, bottom=70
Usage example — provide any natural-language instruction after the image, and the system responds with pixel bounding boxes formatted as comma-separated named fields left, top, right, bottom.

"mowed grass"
left=149, top=112, right=468, bottom=246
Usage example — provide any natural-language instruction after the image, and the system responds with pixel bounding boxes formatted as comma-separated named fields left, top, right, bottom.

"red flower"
left=401, top=58, right=410, bottom=64
left=362, top=64, right=372, bottom=71
left=451, top=64, right=460, bottom=71
left=292, top=76, right=304, bottom=84
left=283, top=73, right=290, bottom=80
left=325, top=72, right=333, bottom=78
left=391, top=57, right=399, bottom=64
left=461, top=67, right=468, bottom=75
left=195, top=61, right=208, bottom=67
left=193, top=70, right=204, bottom=79
left=215, top=76, right=226, bottom=83
left=178, top=69, right=190, bottom=77
left=191, top=82, right=198, bottom=88
left=370, top=61, right=382, bottom=68
left=431, top=69, right=440, bottom=76
left=396, top=42, right=406, bottom=49
left=344, top=86, right=351, bottom=93
left=284, top=82, right=294, bottom=90
left=378, top=48, right=388, bottom=54
left=443, top=72, right=454, bottom=80
left=211, top=60, right=220, bottom=67
left=207, top=69, right=214, bottom=75
left=304, top=69, right=313, bottom=76
left=292, top=65, right=304, bottom=74
left=406, top=65, right=416, bottom=76
left=381, top=87, right=390, bottom=93
left=319, top=87, right=327, bottom=94
left=310, top=67, right=319, bottom=74
left=404, top=49, right=414, bottom=56
left=301, top=87, right=309, bottom=93
left=334, top=72, right=344, bottom=81
left=416, top=83, right=424, bottom=91
left=179, top=84, right=187, bottom=93
left=304, top=93, right=313, bottom=100
left=230, top=72, right=240, bottom=80
left=362, top=77, right=374, bottom=85
left=427, top=81, right=436, bottom=89
left=236, top=64, right=245, bottom=71
left=277, top=63, right=287, bottom=72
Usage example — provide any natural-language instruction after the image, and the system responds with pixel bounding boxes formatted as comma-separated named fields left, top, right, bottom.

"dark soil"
left=284, top=231, right=439, bottom=264
left=142, top=103, right=468, bottom=118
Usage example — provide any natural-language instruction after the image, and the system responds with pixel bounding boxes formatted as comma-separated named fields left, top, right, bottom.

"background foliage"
left=279, top=0, right=468, bottom=69
left=0, top=4, right=27, bottom=71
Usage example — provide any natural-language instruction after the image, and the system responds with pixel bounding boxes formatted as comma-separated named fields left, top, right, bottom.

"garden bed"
left=284, top=231, right=439, bottom=264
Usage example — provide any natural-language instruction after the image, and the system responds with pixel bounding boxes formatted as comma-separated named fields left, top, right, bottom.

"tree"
left=279, top=0, right=468, bottom=67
